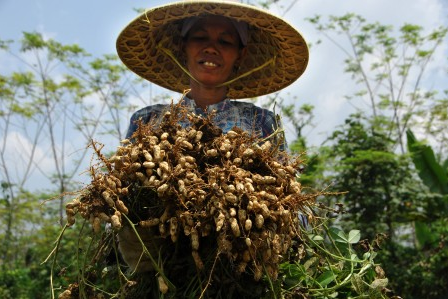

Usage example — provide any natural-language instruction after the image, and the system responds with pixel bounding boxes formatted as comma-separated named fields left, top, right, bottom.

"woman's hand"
left=118, top=225, right=162, bottom=273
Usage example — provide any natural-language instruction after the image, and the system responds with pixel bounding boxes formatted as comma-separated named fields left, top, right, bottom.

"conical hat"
left=116, top=0, right=309, bottom=99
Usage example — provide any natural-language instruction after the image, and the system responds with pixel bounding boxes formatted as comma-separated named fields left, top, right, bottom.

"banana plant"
left=406, top=129, right=448, bottom=249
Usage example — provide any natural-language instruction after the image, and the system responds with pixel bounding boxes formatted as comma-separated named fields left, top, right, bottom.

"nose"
left=203, top=41, right=219, bottom=55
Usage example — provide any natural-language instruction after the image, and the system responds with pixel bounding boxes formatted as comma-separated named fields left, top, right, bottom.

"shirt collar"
left=182, top=96, right=231, bottom=112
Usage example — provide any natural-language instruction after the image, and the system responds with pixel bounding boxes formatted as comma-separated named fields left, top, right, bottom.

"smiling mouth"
left=200, top=61, right=219, bottom=67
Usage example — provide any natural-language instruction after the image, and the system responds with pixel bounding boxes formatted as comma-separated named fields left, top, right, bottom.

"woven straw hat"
left=116, top=0, right=309, bottom=99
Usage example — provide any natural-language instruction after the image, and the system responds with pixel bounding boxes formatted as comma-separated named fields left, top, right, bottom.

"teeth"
left=203, top=61, right=217, bottom=67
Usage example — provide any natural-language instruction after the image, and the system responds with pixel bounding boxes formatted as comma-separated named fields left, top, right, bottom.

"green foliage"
left=407, top=129, right=448, bottom=248
left=0, top=268, right=35, bottom=299
left=407, top=130, right=448, bottom=195
left=21, top=31, right=88, bottom=61
left=0, top=30, right=171, bottom=299
left=0, top=187, right=46, bottom=268
left=398, top=130, right=448, bottom=298
left=325, top=115, right=425, bottom=239
left=47, top=211, right=393, bottom=299
left=0, top=199, right=82, bottom=299
left=299, top=14, right=448, bottom=298
left=305, top=114, right=445, bottom=297
left=278, top=225, right=390, bottom=299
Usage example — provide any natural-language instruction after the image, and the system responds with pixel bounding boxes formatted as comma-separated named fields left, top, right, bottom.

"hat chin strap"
left=156, top=43, right=276, bottom=90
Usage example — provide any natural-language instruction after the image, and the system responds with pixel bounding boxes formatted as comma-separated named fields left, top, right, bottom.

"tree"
left=326, top=114, right=426, bottom=239
left=0, top=32, right=163, bottom=297
left=307, top=14, right=448, bottom=156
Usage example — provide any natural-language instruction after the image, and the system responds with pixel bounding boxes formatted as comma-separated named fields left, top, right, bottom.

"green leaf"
left=304, top=256, right=319, bottom=270
left=350, top=253, right=362, bottom=262
left=414, top=221, right=436, bottom=249
left=280, top=263, right=305, bottom=287
left=328, top=227, right=348, bottom=243
left=406, top=129, right=448, bottom=194
left=347, top=230, right=361, bottom=244
left=407, top=129, right=447, bottom=248
left=311, top=234, right=324, bottom=242
left=316, top=270, right=336, bottom=287
left=362, top=252, right=371, bottom=260
left=21, top=31, right=46, bottom=51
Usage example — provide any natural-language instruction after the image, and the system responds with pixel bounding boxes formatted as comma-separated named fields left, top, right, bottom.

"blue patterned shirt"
left=126, top=97, right=285, bottom=149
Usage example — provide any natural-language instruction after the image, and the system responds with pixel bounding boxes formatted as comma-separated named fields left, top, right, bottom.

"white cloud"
left=0, top=129, right=95, bottom=190
left=1, top=131, right=54, bottom=187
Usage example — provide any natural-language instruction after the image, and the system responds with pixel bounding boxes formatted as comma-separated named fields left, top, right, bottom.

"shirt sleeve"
left=125, top=111, right=141, bottom=139
left=125, top=104, right=168, bottom=139
left=257, top=108, right=287, bottom=151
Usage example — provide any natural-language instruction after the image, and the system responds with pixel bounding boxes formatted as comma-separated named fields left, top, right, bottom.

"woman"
left=116, top=0, right=309, bottom=277
left=117, top=0, right=309, bottom=144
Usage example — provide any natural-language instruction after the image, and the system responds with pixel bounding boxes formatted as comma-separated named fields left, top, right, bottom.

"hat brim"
left=116, top=0, right=309, bottom=99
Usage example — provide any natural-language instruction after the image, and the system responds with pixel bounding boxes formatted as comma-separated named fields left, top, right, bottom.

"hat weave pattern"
left=116, top=0, right=309, bottom=99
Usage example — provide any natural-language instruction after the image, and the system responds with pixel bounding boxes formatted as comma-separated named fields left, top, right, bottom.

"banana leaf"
left=406, top=129, right=448, bottom=248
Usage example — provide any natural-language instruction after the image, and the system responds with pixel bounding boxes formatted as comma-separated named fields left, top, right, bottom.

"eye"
left=189, top=35, right=207, bottom=41
left=219, top=39, right=234, bottom=45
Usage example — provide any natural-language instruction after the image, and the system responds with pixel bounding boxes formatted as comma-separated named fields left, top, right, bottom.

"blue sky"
left=2, top=0, right=446, bottom=59
left=0, top=0, right=164, bottom=56
left=1, top=0, right=446, bottom=87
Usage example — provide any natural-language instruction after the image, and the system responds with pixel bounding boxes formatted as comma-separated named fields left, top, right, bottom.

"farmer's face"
left=184, top=16, right=245, bottom=88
